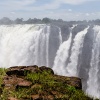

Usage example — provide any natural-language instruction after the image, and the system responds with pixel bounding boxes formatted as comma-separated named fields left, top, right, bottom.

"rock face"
left=6, top=65, right=39, bottom=76
left=5, top=65, right=81, bottom=89
left=0, top=65, right=89, bottom=100
left=53, top=75, right=82, bottom=89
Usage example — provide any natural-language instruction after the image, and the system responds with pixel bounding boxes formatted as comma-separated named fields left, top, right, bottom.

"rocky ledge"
left=0, top=65, right=92, bottom=100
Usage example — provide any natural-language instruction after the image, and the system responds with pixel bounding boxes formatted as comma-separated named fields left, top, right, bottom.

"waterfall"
left=1, top=24, right=100, bottom=98
left=52, top=25, right=76, bottom=75
left=52, top=31, right=72, bottom=75
left=46, top=26, right=50, bottom=67
left=66, top=27, right=89, bottom=76
left=0, top=24, right=52, bottom=67
left=0, top=24, right=62, bottom=68
left=0, top=24, right=44, bottom=67
left=86, top=26, right=100, bottom=98
left=57, top=26, right=62, bottom=44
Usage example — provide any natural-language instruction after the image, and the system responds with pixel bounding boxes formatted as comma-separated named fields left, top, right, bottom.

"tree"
left=14, top=18, right=23, bottom=24
left=0, top=17, right=13, bottom=25
left=42, top=17, right=51, bottom=23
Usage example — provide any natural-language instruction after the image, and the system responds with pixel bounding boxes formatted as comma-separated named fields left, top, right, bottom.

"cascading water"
left=0, top=24, right=45, bottom=67
left=52, top=31, right=72, bottom=75
left=86, top=26, right=100, bottom=98
left=0, top=25, right=50, bottom=67
left=37, top=25, right=50, bottom=66
left=0, top=24, right=62, bottom=68
left=52, top=25, right=76, bottom=75
left=56, top=26, right=62, bottom=44
left=66, top=27, right=89, bottom=76
left=45, top=26, right=50, bottom=66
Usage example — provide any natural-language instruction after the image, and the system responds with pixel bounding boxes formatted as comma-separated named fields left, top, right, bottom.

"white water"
left=57, top=26, right=62, bottom=45
left=0, top=24, right=51, bottom=67
left=36, top=25, right=49, bottom=66
left=66, top=27, right=89, bottom=76
left=46, top=26, right=50, bottom=66
left=52, top=25, right=77, bottom=75
left=86, top=26, right=100, bottom=98
left=52, top=32, right=72, bottom=75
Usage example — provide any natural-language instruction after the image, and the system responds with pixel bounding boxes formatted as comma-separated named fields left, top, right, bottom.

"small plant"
left=9, top=88, right=32, bottom=99
left=0, top=68, right=6, bottom=87
left=26, top=70, right=54, bottom=84
left=0, top=89, right=9, bottom=100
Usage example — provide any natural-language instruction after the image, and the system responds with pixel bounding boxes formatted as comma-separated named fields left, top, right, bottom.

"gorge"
left=0, top=23, right=99, bottom=98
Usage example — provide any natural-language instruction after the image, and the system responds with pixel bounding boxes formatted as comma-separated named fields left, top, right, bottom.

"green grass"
left=26, top=71, right=93, bottom=100
left=0, top=68, right=6, bottom=87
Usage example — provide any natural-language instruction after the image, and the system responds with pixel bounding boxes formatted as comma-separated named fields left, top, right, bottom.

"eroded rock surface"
left=1, top=65, right=84, bottom=100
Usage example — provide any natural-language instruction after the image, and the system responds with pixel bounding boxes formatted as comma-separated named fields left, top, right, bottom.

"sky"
left=0, top=0, right=100, bottom=21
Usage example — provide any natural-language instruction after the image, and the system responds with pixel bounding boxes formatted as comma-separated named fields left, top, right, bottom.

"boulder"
left=66, top=77, right=82, bottom=89
left=8, top=97, right=18, bottom=100
left=31, top=94, right=40, bottom=100
left=6, top=65, right=39, bottom=76
left=16, top=80, right=32, bottom=88
left=3, top=75, right=32, bottom=90
left=54, top=75, right=82, bottom=89
left=39, top=66, right=54, bottom=74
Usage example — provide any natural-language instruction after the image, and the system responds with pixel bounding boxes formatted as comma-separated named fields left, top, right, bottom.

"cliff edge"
left=0, top=65, right=93, bottom=100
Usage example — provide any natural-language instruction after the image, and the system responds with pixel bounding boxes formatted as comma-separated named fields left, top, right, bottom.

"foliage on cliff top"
left=0, top=67, right=97, bottom=100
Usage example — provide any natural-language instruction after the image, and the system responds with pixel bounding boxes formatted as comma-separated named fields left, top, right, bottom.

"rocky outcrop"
left=0, top=65, right=92, bottom=100
left=6, top=65, right=39, bottom=76
left=4, top=65, right=81, bottom=89
left=53, top=75, right=82, bottom=89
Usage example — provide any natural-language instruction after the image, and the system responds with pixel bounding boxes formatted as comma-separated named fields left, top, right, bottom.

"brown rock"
left=51, top=91, right=63, bottom=98
left=39, top=66, right=54, bottom=74
left=31, top=94, right=40, bottom=100
left=31, top=84, right=42, bottom=89
left=3, top=75, right=32, bottom=90
left=54, top=75, right=82, bottom=89
left=66, top=77, right=82, bottom=89
left=6, top=66, right=25, bottom=76
left=24, top=65, right=39, bottom=73
left=8, top=97, right=18, bottom=100
left=17, top=80, right=32, bottom=87
left=51, top=91, right=58, bottom=95
left=6, top=65, right=39, bottom=76
left=47, top=95, right=54, bottom=100
left=3, top=76, right=18, bottom=89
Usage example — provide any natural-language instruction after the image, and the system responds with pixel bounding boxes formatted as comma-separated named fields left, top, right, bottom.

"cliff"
left=0, top=65, right=93, bottom=100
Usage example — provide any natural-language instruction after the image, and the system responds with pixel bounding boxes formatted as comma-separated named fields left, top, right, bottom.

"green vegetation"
left=26, top=71, right=93, bottom=100
left=0, top=68, right=6, bottom=87
left=0, top=68, right=97, bottom=100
